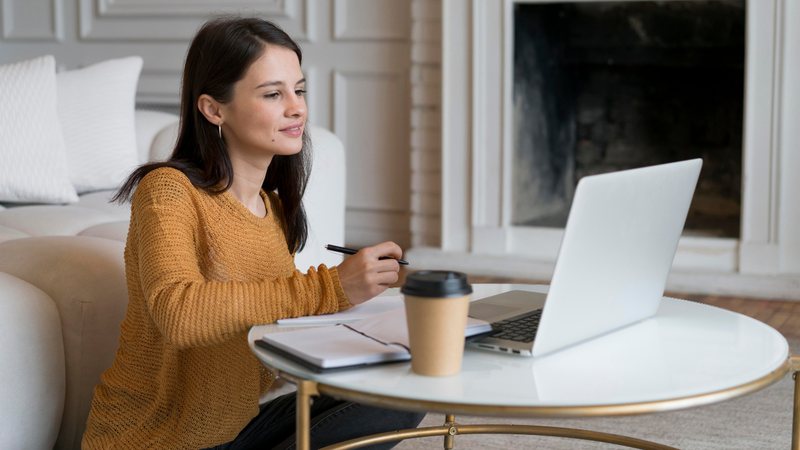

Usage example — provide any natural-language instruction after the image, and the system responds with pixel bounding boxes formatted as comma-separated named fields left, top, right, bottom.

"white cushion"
left=0, top=56, right=78, bottom=203
left=57, top=57, right=143, bottom=193
left=149, top=120, right=180, bottom=162
left=75, top=190, right=131, bottom=220
left=0, top=224, right=29, bottom=244
left=79, top=221, right=130, bottom=241
left=0, top=205, right=119, bottom=236
left=134, top=109, right=179, bottom=163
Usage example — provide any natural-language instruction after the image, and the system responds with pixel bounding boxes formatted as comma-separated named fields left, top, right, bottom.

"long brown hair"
left=115, top=16, right=310, bottom=253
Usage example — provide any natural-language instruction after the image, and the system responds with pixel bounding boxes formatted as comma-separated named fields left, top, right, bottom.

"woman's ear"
left=197, top=94, right=224, bottom=126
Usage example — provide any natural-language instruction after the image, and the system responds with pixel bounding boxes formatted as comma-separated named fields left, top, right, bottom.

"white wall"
left=0, top=0, right=413, bottom=249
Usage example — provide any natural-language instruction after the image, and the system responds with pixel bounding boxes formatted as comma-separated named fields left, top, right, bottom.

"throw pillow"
left=0, top=55, right=78, bottom=203
left=57, top=56, right=143, bottom=193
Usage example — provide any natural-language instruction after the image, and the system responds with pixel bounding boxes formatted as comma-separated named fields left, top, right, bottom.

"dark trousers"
left=204, top=392, right=426, bottom=449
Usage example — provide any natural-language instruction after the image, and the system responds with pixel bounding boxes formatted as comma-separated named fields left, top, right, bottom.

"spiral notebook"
left=256, top=308, right=492, bottom=372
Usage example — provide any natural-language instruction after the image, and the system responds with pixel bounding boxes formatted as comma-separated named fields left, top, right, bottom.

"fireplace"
left=410, top=0, right=800, bottom=299
left=512, top=1, right=744, bottom=239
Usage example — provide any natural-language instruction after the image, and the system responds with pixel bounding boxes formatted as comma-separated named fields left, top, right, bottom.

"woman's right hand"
left=336, top=241, right=403, bottom=305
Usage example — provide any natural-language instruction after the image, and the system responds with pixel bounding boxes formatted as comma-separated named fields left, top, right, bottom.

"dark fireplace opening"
left=512, top=1, right=745, bottom=238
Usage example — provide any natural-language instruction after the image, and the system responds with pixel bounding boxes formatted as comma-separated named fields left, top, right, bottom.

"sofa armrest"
left=0, top=237, right=128, bottom=450
left=135, top=109, right=179, bottom=164
left=0, top=272, right=64, bottom=450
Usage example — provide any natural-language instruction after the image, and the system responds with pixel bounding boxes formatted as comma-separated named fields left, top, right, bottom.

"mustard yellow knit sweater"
left=82, top=167, right=349, bottom=449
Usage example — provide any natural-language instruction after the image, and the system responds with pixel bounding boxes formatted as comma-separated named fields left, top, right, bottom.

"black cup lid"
left=401, top=270, right=472, bottom=298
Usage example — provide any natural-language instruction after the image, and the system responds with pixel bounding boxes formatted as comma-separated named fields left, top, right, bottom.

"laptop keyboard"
left=490, top=309, right=542, bottom=343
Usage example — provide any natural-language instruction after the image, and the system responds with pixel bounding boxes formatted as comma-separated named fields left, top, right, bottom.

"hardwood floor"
left=695, top=294, right=800, bottom=340
left=394, top=270, right=800, bottom=339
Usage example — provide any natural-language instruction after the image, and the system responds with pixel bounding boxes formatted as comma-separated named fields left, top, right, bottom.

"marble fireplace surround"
left=407, top=0, right=800, bottom=299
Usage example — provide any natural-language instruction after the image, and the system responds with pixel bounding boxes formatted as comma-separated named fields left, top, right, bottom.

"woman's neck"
left=227, top=153, right=272, bottom=217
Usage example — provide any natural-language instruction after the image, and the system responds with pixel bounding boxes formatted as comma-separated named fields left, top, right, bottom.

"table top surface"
left=249, top=284, right=789, bottom=413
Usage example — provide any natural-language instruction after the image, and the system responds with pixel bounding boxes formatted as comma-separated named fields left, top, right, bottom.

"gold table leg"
left=790, top=356, right=800, bottom=450
left=443, top=414, right=456, bottom=449
left=793, top=373, right=800, bottom=450
left=296, top=379, right=319, bottom=450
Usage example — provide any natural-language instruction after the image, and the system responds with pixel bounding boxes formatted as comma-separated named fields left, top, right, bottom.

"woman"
left=82, top=16, right=424, bottom=449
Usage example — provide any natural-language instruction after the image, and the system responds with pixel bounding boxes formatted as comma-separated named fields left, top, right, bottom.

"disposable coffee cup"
left=401, top=271, right=473, bottom=376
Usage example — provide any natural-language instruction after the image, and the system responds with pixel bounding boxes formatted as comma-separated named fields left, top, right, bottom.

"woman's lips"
left=279, top=124, right=304, bottom=138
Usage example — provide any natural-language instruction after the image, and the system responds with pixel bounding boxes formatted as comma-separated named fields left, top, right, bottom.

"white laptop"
left=467, top=159, right=702, bottom=357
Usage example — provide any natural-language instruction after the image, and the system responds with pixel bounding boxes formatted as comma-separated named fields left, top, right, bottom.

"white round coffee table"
left=249, top=284, right=796, bottom=450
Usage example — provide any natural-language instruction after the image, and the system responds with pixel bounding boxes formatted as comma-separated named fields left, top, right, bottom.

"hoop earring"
left=218, top=123, right=223, bottom=140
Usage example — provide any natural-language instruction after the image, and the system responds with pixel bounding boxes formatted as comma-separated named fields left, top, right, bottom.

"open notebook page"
left=347, top=308, right=492, bottom=347
left=276, top=295, right=404, bottom=325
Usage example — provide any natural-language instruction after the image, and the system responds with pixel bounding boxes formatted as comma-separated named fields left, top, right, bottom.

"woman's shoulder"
left=140, top=166, right=193, bottom=189
left=133, top=166, right=197, bottom=206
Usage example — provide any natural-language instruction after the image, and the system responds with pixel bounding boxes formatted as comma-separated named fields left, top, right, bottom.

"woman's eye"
left=295, top=89, right=307, bottom=97
left=264, top=92, right=280, bottom=99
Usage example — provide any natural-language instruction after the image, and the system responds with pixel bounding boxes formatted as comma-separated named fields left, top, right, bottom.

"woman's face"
left=220, top=44, right=306, bottom=159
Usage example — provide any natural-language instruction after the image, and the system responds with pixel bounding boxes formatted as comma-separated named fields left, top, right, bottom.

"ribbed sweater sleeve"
left=132, top=169, right=349, bottom=349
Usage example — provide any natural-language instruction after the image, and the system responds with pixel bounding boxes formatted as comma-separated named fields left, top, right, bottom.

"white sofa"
left=0, top=110, right=346, bottom=449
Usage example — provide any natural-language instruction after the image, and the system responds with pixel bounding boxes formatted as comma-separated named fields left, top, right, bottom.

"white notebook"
left=257, top=308, right=491, bottom=372
left=276, top=295, right=405, bottom=326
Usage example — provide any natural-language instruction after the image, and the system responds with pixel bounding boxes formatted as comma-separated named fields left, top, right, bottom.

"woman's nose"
left=286, top=94, right=306, bottom=118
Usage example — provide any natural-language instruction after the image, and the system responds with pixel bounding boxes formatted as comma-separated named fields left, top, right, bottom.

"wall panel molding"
left=97, top=0, right=285, bottom=17
left=333, top=69, right=410, bottom=211
left=1, top=0, right=63, bottom=41
left=137, top=68, right=182, bottom=105
left=333, top=0, right=409, bottom=41
left=79, top=0, right=309, bottom=41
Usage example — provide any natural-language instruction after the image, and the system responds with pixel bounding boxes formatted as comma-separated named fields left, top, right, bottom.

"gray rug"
left=395, top=340, right=799, bottom=449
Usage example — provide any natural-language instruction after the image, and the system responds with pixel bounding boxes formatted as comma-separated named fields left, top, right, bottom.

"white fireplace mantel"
left=408, top=0, right=800, bottom=299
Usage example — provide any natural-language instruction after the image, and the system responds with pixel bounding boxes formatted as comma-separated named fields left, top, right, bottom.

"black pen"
left=325, top=244, right=409, bottom=265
